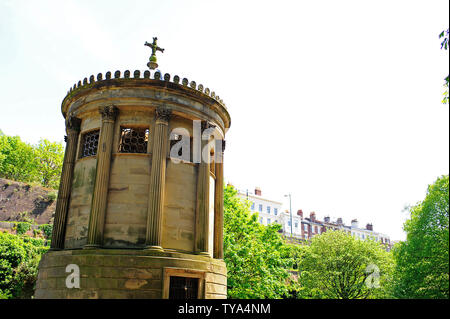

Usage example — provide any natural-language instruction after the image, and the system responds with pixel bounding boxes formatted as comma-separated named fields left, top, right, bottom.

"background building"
left=237, top=187, right=301, bottom=238
left=236, top=187, right=392, bottom=250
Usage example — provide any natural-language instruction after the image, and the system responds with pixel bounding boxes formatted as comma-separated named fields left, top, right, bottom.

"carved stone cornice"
left=155, top=107, right=172, bottom=122
left=66, top=116, right=81, bottom=132
left=99, top=105, right=119, bottom=121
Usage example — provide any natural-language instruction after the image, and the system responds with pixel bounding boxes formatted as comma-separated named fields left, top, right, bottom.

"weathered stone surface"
left=35, top=250, right=226, bottom=299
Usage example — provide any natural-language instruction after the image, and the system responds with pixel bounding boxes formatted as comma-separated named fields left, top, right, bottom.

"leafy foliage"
left=47, top=191, right=58, bottom=202
left=34, top=139, right=64, bottom=189
left=223, top=185, right=298, bottom=298
left=0, top=135, right=39, bottom=183
left=38, top=224, right=53, bottom=240
left=297, top=230, right=394, bottom=299
left=14, top=222, right=31, bottom=236
left=0, top=231, right=48, bottom=299
left=0, top=133, right=64, bottom=189
left=391, top=175, right=449, bottom=299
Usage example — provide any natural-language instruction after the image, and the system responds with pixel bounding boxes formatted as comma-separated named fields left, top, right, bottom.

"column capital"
left=155, top=107, right=172, bottom=122
left=99, top=105, right=119, bottom=122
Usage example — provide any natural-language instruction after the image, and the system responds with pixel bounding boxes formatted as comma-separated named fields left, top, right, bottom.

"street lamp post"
left=284, top=193, right=292, bottom=237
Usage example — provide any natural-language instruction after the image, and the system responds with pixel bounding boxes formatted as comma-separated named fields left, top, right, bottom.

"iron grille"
left=80, top=130, right=100, bottom=158
left=118, top=127, right=149, bottom=153
left=169, top=276, right=199, bottom=299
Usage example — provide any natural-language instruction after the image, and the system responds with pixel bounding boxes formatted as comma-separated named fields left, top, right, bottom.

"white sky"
left=0, top=0, right=448, bottom=241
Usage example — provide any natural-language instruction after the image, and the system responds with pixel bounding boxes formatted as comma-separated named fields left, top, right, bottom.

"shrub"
left=0, top=232, right=47, bottom=298
left=38, top=224, right=53, bottom=240
left=47, top=191, right=57, bottom=202
left=14, top=222, right=31, bottom=235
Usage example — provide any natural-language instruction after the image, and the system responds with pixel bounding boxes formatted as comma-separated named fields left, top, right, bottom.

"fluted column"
left=145, top=107, right=171, bottom=251
left=50, top=116, right=81, bottom=250
left=195, top=122, right=212, bottom=256
left=213, top=139, right=225, bottom=259
left=85, top=105, right=118, bottom=248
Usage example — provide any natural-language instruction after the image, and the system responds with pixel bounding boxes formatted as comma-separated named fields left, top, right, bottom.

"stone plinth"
left=35, top=249, right=227, bottom=299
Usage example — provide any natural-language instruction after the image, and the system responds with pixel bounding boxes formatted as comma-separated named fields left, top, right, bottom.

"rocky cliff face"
left=0, top=178, right=55, bottom=224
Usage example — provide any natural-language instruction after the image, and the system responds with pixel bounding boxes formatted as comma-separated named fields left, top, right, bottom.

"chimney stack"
left=254, top=187, right=261, bottom=196
left=337, top=218, right=343, bottom=225
left=297, top=209, right=303, bottom=218
left=310, top=212, right=316, bottom=222
left=351, top=219, right=359, bottom=228
left=324, top=216, right=330, bottom=223
left=366, top=223, right=373, bottom=231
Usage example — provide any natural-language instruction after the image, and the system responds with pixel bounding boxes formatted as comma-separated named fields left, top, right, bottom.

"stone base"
left=34, top=249, right=227, bottom=299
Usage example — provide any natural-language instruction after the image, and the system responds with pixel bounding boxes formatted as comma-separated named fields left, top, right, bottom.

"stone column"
left=85, top=105, right=118, bottom=248
left=213, top=139, right=225, bottom=259
left=195, top=122, right=212, bottom=256
left=145, top=107, right=171, bottom=251
left=50, top=116, right=81, bottom=250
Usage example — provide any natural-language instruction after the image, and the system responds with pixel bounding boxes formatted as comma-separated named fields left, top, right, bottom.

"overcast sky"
left=0, top=0, right=448, bottom=240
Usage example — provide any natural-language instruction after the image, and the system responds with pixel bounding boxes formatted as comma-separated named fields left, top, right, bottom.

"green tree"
left=0, top=134, right=64, bottom=189
left=0, top=135, right=39, bottom=183
left=297, top=230, right=394, bottom=299
left=392, top=175, right=449, bottom=299
left=34, top=139, right=64, bottom=189
left=223, top=185, right=297, bottom=298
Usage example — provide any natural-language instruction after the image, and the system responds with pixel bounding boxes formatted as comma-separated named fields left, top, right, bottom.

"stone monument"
left=34, top=39, right=231, bottom=299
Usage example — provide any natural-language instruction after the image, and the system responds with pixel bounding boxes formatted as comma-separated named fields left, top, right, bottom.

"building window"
left=267, top=218, right=271, bottom=224
left=251, top=202, right=255, bottom=210
left=259, top=217, right=263, bottom=224
left=80, top=130, right=100, bottom=158
left=169, top=276, right=199, bottom=299
left=295, top=222, right=298, bottom=228
left=288, top=220, right=291, bottom=227
left=267, top=206, right=271, bottom=214
left=274, top=208, right=278, bottom=215
left=259, top=204, right=263, bottom=212
left=118, top=127, right=149, bottom=153
left=303, top=224, right=308, bottom=231
left=362, top=234, right=365, bottom=239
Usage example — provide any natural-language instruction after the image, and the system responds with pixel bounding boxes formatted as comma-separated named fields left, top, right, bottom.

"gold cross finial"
left=145, top=37, right=165, bottom=70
